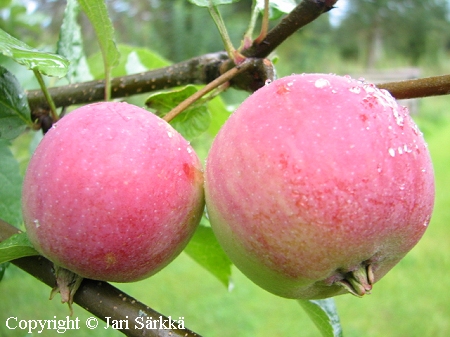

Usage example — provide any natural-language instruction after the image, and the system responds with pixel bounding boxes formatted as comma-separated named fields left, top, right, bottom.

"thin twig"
left=163, top=59, right=255, bottom=123
left=254, top=0, right=269, bottom=44
left=33, top=70, right=59, bottom=121
left=378, top=75, right=450, bottom=99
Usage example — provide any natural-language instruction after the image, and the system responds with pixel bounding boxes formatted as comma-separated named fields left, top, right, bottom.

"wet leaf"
left=57, top=0, right=93, bottom=83
left=78, top=0, right=120, bottom=69
left=298, top=298, right=343, bottom=337
left=0, top=28, right=69, bottom=77
left=0, top=66, right=32, bottom=140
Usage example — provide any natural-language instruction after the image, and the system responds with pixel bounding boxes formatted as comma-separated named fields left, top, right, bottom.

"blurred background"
left=1, top=0, right=450, bottom=336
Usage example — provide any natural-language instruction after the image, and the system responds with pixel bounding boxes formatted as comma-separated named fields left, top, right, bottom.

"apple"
left=23, top=102, right=204, bottom=283
left=205, top=74, right=435, bottom=299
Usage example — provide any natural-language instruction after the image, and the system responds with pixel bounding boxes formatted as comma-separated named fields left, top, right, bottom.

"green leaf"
left=0, top=232, right=39, bottom=264
left=206, top=93, right=231, bottom=137
left=255, top=0, right=297, bottom=20
left=0, top=139, right=24, bottom=226
left=87, top=44, right=171, bottom=79
left=57, top=0, right=93, bottom=83
left=298, top=298, right=343, bottom=337
left=188, top=0, right=241, bottom=7
left=146, top=85, right=211, bottom=141
left=0, top=28, right=69, bottom=77
left=184, top=220, right=232, bottom=288
left=0, top=66, right=32, bottom=139
left=0, top=262, right=9, bottom=282
left=78, top=0, right=120, bottom=100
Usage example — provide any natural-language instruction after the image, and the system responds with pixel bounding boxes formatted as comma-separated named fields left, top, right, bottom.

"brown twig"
left=163, top=58, right=272, bottom=123
left=0, top=219, right=202, bottom=337
left=378, top=75, right=450, bottom=99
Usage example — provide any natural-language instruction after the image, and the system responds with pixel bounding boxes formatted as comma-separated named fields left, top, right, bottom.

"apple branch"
left=378, top=74, right=450, bottom=99
left=26, top=52, right=273, bottom=113
left=0, top=219, right=202, bottom=337
left=25, top=0, right=450, bottom=125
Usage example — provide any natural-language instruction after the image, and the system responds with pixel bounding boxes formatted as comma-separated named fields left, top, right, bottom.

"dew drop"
left=349, top=86, right=361, bottom=94
left=388, top=148, right=396, bottom=157
left=314, top=78, right=330, bottom=88
left=265, top=79, right=272, bottom=86
left=34, top=219, right=40, bottom=228
left=167, top=131, right=173, bottom=138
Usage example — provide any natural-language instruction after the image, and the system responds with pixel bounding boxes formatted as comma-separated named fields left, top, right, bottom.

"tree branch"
left=27, top=52, right=228, bottom=112
left=26, top=52, right=274, bottom=114
left=26, top=1, right=337, bottom=115
left=377, top=75, right=450, bottom=99
left=0, top=219, right=202, bottom=337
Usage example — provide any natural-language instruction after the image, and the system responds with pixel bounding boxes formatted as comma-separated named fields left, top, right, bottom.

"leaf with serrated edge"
left=77, top=0, right=120, bottom=71
left=0, top=67, right=32, bottom=140
left=0, top=232, right=39, bottom=264
left=0, top=28, right=69, bottom=77
left=184, top=220, right=232, bottom=287
left=298, top=298, right=343, bottom=337
left=0, top=140, right=24, bottom=226
left=57, top=0, right=93, bottom=83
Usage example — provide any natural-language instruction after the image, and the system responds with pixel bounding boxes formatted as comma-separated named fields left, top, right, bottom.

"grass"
left=1, top=96, right=450, bottom=337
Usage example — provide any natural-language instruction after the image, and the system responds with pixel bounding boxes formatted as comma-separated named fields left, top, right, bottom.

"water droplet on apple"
left=34, top=219, right=40, bottom=228
left=167, top=131, right=173, bottom=138
left=314, top=78, right=330, bottom=88
left=265, top=79, right=272, bottom=85
left=349, top=86, right=361, bottom=94
left=388, top=148, right=396, bottom=157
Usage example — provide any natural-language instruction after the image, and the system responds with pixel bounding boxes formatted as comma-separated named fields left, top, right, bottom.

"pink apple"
left=205, top=74, right=435, bottom=299
left=23, top=102, right=204, bottom=282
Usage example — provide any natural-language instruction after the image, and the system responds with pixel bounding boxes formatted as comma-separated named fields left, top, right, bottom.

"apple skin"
left=22, top=102, right=204, bottom=282
left=205, top=74, right=435, bottom=299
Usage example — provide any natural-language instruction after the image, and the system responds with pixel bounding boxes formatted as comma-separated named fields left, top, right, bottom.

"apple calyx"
left=50, top=265, right=83, bottom=316
left=337, top=264, right=374, bottom=297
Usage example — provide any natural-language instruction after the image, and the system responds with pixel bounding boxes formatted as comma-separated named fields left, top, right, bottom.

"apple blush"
left=23, top=102, right=204, bottom=283
left=205, top=73, right=435, bottom=299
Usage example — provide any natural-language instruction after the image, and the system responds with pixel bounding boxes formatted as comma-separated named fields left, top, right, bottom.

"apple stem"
left=50, top=265, right=84, bottom=316
left=337, top=264, right=373, bottom=297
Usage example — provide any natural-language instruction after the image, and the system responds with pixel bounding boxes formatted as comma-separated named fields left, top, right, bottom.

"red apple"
left=23, top=102, right=204, bottom=282
left=205, top=74, right=435, bottom=299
